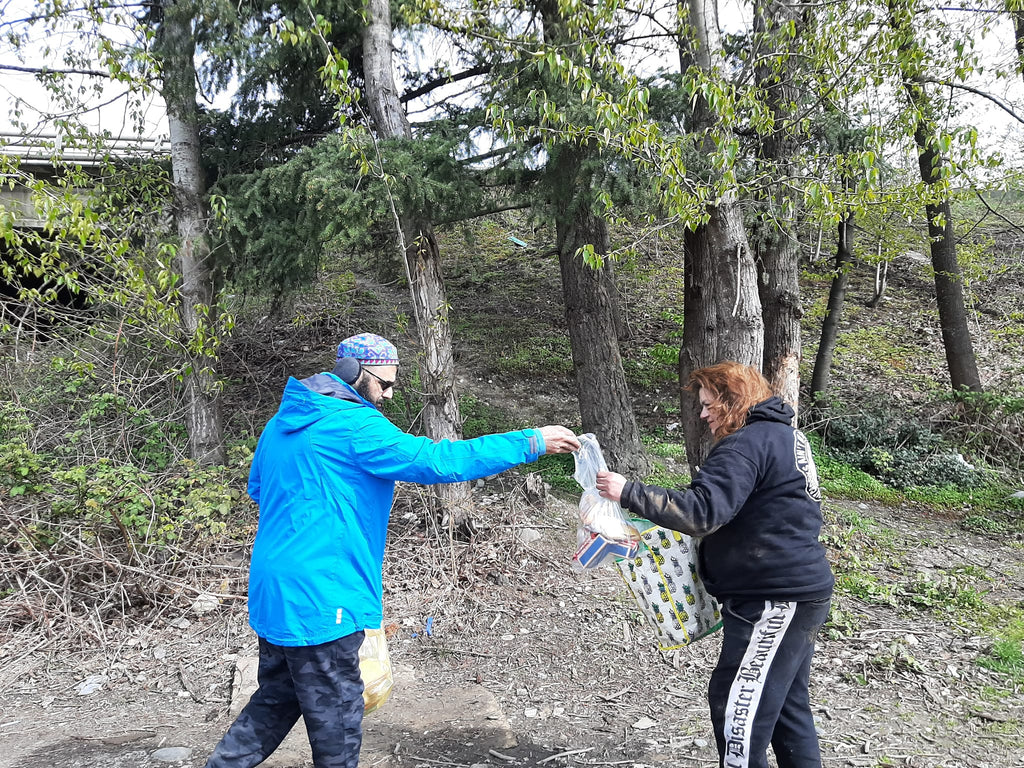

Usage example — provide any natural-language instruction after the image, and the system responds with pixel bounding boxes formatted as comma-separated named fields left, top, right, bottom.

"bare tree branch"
left=0, top=63, right=112, bottom=78
left=970, top=187, right=1024, bottom=236
left=921, top=77, right=1024, bottom=126
left=401, top=64, right=490, bottom=104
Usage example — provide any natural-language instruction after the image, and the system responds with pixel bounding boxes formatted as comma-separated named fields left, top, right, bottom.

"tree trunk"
left=159, top=0, right=225, bottom=465
left=678, top=0, right=765, bottom=470
left=867, top=253, right=888, bottom=309
left=756, top=228, right=801, bottom=414
left=679, top=200, right=764, bottom=470
left=753, top=0, right=804, bottom=415
left=916, top=163, right=982, bottom=393
left=552, top=150, right=649, bottom=478
left=809, top=214, right=855, bottom=401
left=362, top=0, right=474, bottom=524
left=535, top=0, right=648, bottom=477
left=890, top=0, right=983, bottom=393
left=1014, top=10, right=1024, bottom=86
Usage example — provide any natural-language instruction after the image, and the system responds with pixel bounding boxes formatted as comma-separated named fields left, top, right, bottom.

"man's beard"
left=355, top=377, right=382, bottom=408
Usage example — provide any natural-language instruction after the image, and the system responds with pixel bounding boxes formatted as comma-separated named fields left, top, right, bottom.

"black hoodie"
left=621, top=396, right=834, bottom=602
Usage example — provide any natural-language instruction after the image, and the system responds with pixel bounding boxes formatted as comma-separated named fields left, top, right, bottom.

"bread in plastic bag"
left=359, top=627, right=394, bottom=713
left=571, top=433, right=639, bottom=569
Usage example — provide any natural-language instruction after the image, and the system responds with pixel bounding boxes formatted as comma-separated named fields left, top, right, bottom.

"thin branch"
left=436, top=201, right=532, bottom=226
left=971, top=187, right=1024, bottom=236
left=400, top=64, right=491, bottom=104
left=0, top=63, right=112, bottom=78
left=921, top=77, right=1024, bottom=126
left=458, top=138, right=542, bottom=167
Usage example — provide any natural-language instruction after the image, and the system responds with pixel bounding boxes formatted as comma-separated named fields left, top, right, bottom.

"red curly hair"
left=687, top=362, right=774, bottom=440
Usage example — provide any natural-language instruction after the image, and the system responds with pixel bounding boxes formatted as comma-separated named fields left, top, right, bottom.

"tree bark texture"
left=362, top=0, right=474, bottom=522
left=536, top=0, right=647, bottom=477
left=914, top=137, right=983, bottom=392
left=810, top=214, right=854, bottom=401
left=753, top=0, right=804, bottom=415
left=555, top=194, right=649, bottom=477
left=679, top=200, right=764, bottom=470
left=890, top=0, right=983, bottom=393
left=1014, top=10, right=1024, bottom=87
left=678, top=0, right=765, bottom=470
left=159, top=0, right=225, bottom=465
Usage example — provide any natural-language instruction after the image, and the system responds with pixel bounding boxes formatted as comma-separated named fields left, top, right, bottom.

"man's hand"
left=539, top=425, right=581, bottom=454
left=595, top=471, right=627, bottom=504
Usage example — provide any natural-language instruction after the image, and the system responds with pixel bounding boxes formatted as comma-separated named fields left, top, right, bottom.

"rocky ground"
left=1, top=487, right=1022, bottom=768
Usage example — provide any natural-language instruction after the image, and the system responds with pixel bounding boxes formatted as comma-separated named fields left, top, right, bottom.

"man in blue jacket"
left=204, top=332, right=579, bottom=768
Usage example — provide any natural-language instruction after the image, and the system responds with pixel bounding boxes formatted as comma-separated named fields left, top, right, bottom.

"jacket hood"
left=746, top=395, right=794, bottom=426
left=274, top=373, right=369, bottom=433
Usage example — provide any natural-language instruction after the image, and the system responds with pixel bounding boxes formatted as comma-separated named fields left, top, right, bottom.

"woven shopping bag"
left=616, top=524, right=722, bottom=651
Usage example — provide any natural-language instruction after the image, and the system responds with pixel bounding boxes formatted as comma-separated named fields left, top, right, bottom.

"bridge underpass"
left=0, top=134, right=166, bottom=341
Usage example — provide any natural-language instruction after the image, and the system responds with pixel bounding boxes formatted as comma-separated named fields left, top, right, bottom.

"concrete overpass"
left=0, top=133, right=166, bottom=229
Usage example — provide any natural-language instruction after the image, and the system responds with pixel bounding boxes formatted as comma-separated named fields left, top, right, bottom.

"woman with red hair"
left=597, top=361, right=834, bottom=768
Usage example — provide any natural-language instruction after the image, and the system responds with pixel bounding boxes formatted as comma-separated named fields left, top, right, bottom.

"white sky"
left=1, top=0, right=1022, bottom=168
left=0, top=0, right=166, bottom=150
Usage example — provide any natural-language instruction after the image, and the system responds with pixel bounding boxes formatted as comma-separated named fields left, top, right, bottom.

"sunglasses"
left=364, top=369, right=396, bottom=392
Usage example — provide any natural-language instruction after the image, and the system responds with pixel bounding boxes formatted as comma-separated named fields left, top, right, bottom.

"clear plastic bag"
left=359, top=627, right=394, bottom=714
left=571, top=433, right=640, bottom=569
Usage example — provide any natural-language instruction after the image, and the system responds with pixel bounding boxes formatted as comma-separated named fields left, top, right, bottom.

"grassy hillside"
left=1, top=204, right=1022, bottom=650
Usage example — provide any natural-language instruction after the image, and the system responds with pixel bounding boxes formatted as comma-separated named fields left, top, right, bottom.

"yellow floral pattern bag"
left=616, top=524, right=722, bottom=651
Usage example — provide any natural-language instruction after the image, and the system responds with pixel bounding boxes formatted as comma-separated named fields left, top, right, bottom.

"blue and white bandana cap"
left=336, top=333, right=399, bottom=366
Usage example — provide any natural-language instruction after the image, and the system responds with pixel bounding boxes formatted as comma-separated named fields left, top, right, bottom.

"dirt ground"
left=1, top=488, right=1022, bottom=768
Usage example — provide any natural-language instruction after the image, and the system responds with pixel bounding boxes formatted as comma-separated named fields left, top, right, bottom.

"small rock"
left=152, top=746, right=193, bottom=762
left=956, top=453, right=975, bottom=470
left=1010, top=490, right=1024, bottom=500
left=516, top=527, right=543, bottom=546
left=525, top=707, right=539, bottom=718
left=693, top=738, right=709, bottom=748
left=192, top=593, right=220, bottom=614
left=633, top=716, right=658, bottom=730
left=76, top=675, right=106, bottom=696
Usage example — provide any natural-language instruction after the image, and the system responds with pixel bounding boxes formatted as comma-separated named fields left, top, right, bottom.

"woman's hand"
left=538, top=426, right=581, bottom=454
left=596, top=471, right=628, bottom=504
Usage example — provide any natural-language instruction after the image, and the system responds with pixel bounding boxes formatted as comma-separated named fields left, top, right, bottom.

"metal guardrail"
left=0, top=131, right=168, bottom=166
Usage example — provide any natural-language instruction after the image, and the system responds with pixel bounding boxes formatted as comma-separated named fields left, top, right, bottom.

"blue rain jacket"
left=247, top=373, right=546, bottom=646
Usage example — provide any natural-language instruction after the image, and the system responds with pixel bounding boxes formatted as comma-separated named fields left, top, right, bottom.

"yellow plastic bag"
left=359, top=627, right=394, bottom=713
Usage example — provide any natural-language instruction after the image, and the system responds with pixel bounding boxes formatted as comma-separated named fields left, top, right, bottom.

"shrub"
left=814, top=403, right=987, bottom=490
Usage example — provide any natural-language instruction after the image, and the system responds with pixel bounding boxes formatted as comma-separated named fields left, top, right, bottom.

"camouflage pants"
left=205, top=631, right=365, bottom=768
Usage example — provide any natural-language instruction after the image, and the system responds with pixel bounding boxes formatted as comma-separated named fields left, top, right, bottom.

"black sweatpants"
left=204, top=631, right=365, bottom=768
left=708, top=598, right=831, bottom=768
